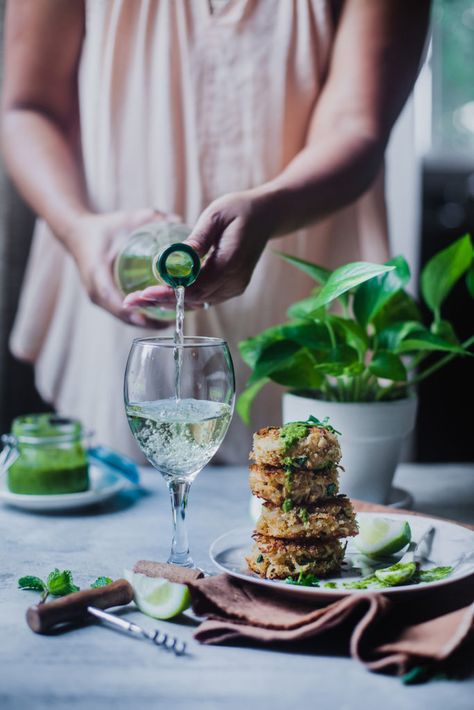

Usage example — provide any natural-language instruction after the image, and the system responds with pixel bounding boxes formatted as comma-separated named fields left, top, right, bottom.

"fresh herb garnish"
left=302, top=416, right=341, bottom=435
left=256, top=554, right=264, bottom=564
left=299, top=507, right=309, bottom=524
left=292, top=455, right=309, bottom=468
left=46, top=569, right=80, bottom=597
left=18, top=576, right=46, bottom=593
left=90, top=576, right=114, bottom=589
left=285, top=571, right=320, bottom=587
left=326, top=483, right=337, bottom=496
left=323, top=582, right=337, bottom=589
left=282, top=498, right=294, bottom=513
left=279, top=418, right=341, bottom=453
left=18, top=568, right=79, bottom=602
left=18, top=570, right=116, bottom=602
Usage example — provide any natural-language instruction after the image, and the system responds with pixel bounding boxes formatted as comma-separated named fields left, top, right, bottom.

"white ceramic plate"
left=0, top=465, right=126, bottom=511
left=210, top=512, right=474, bottom=600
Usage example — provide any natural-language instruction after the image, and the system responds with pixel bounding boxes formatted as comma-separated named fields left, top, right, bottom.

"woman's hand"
left=68, top=208, right=173, bottom=327
left=123, top=189, right=278, bottom=310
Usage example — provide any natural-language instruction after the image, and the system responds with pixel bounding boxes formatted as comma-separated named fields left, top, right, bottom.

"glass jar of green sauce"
left=1, top=414, right=89, bottom=495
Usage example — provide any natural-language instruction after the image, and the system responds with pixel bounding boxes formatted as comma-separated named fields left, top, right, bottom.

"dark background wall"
left=416, top=160, right=474, bottom=461
left=0, top=0, right=48, bottom=435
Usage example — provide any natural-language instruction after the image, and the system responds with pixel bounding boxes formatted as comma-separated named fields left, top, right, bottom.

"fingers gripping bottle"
left=114, top=221, right=201, bottom=320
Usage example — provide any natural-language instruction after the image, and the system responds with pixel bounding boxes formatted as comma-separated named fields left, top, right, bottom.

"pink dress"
left=10, top=0, right=388, bottom=463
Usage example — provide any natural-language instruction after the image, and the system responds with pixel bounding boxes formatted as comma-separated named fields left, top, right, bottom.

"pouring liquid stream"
left=174, top=286, right=185, bottom=402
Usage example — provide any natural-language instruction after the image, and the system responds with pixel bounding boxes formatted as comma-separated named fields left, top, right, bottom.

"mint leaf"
left=18, top=576, right=46, bottom=592
left=290, top=415, right=341, bottom=436
left=91, top=576, right=113, bottom=589
left=46, top=569, right=80, bottom=596
left=285, top=571, right=320, bottom=587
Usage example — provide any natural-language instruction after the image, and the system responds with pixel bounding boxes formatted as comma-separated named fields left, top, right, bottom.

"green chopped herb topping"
left=299, top=507, right=310, bottom=524
left=326, top=483, right=337, bottom=496
left=256, top=554, right=264, bottom=564
left=290, top=415, right=341, bottom=436
left=90, top=576, right=114, bottom=589
left=285, top=571, right=320, bottom=587
left=282, top=498, right=294, bottom=513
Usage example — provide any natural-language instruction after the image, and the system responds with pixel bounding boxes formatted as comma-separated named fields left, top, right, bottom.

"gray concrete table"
left=1, top=463, right=473, bottom=710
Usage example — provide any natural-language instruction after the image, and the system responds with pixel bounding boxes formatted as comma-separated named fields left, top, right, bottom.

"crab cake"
left=249, top=464, right=339, bottom=506
left=246, top=535, right=344, bottom=580
left=256, top=496, right=358, bottom=540
left=251, top=425, right=341, bottom=470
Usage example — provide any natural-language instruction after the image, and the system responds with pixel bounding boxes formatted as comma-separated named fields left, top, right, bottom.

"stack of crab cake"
left=246, top=423, right=358, bottom=580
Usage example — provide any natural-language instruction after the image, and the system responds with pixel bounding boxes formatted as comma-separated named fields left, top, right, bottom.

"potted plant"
left=238, top=234, right=474, bottom=504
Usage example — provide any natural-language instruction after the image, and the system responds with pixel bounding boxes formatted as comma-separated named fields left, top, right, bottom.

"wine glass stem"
left=167, top=479, right=193, bottom=567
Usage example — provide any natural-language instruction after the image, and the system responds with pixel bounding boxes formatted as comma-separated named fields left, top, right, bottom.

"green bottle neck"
left=153, top=243, right=201, bottom=288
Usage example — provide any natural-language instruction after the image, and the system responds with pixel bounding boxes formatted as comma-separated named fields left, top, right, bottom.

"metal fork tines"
left=400, top=526, right=435, bottom=566
left=87, top=606, right=187, bottom=656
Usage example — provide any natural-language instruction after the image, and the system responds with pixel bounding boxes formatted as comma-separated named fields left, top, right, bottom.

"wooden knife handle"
left=26, top=579, right=134, bottom=634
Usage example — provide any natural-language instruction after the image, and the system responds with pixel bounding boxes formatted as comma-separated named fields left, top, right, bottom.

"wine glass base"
left=167, top=553, right=194, bottom=568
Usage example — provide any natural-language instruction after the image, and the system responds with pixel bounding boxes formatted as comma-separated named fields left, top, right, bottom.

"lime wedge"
left=354, top=517, right=411, bottom=558
left=124, top=570, right=191, bottom=620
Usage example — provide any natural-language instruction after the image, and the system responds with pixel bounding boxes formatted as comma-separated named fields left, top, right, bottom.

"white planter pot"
left=282, top=392, right=418, bottom=504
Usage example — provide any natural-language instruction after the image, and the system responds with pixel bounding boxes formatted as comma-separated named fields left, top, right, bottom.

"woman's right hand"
left=67, top=208, right=172, bottom=328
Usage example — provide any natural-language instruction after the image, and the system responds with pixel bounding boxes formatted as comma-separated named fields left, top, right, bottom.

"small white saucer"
left=0, top=465, right=126, bottom=512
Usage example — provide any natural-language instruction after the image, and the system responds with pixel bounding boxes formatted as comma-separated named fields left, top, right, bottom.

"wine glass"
left=124, top=336, right=235, bottom=567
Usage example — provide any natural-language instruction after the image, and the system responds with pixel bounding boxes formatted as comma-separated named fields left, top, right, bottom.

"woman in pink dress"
left=1, top=1, right=430, bottom=462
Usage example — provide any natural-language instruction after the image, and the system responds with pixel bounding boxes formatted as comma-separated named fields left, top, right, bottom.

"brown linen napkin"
left=186, top=573, right=474, bottom=677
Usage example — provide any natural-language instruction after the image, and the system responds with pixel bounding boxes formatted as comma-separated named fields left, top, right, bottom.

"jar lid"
left=11, top=414, right=85, bottom=445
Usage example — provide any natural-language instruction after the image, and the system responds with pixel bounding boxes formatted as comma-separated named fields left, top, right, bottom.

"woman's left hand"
left=123, top=189, right=278, bottom=310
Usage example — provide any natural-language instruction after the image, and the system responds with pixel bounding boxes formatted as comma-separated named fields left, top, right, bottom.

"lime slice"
left=375, top=562, right=416, bottom=586
left=354, top=517, right=411, bottom=558
left=124, top=570, right=191, bottom=620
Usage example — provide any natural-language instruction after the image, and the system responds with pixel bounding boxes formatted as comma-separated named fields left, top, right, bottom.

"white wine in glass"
left=125, top=337, right=235, bottom=567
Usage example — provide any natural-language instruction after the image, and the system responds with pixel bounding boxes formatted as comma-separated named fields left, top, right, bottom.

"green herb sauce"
left=417, top=566, right=453, bottom=583
left=279, top=422, right=309, bottom=453
left=342, top=575, right=381, bottom=590
left=282, top=498, right=294, bottom=513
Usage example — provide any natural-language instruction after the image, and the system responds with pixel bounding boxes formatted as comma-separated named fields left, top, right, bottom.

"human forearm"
left=254, top=125, right=384, bottom=237
left=1, top=108, right=91, bottom=249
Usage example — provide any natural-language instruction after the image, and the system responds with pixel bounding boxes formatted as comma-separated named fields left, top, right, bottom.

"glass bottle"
left=114, top=222, right=201, bottom=320
left=1, top=414, right=89, bottom=495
